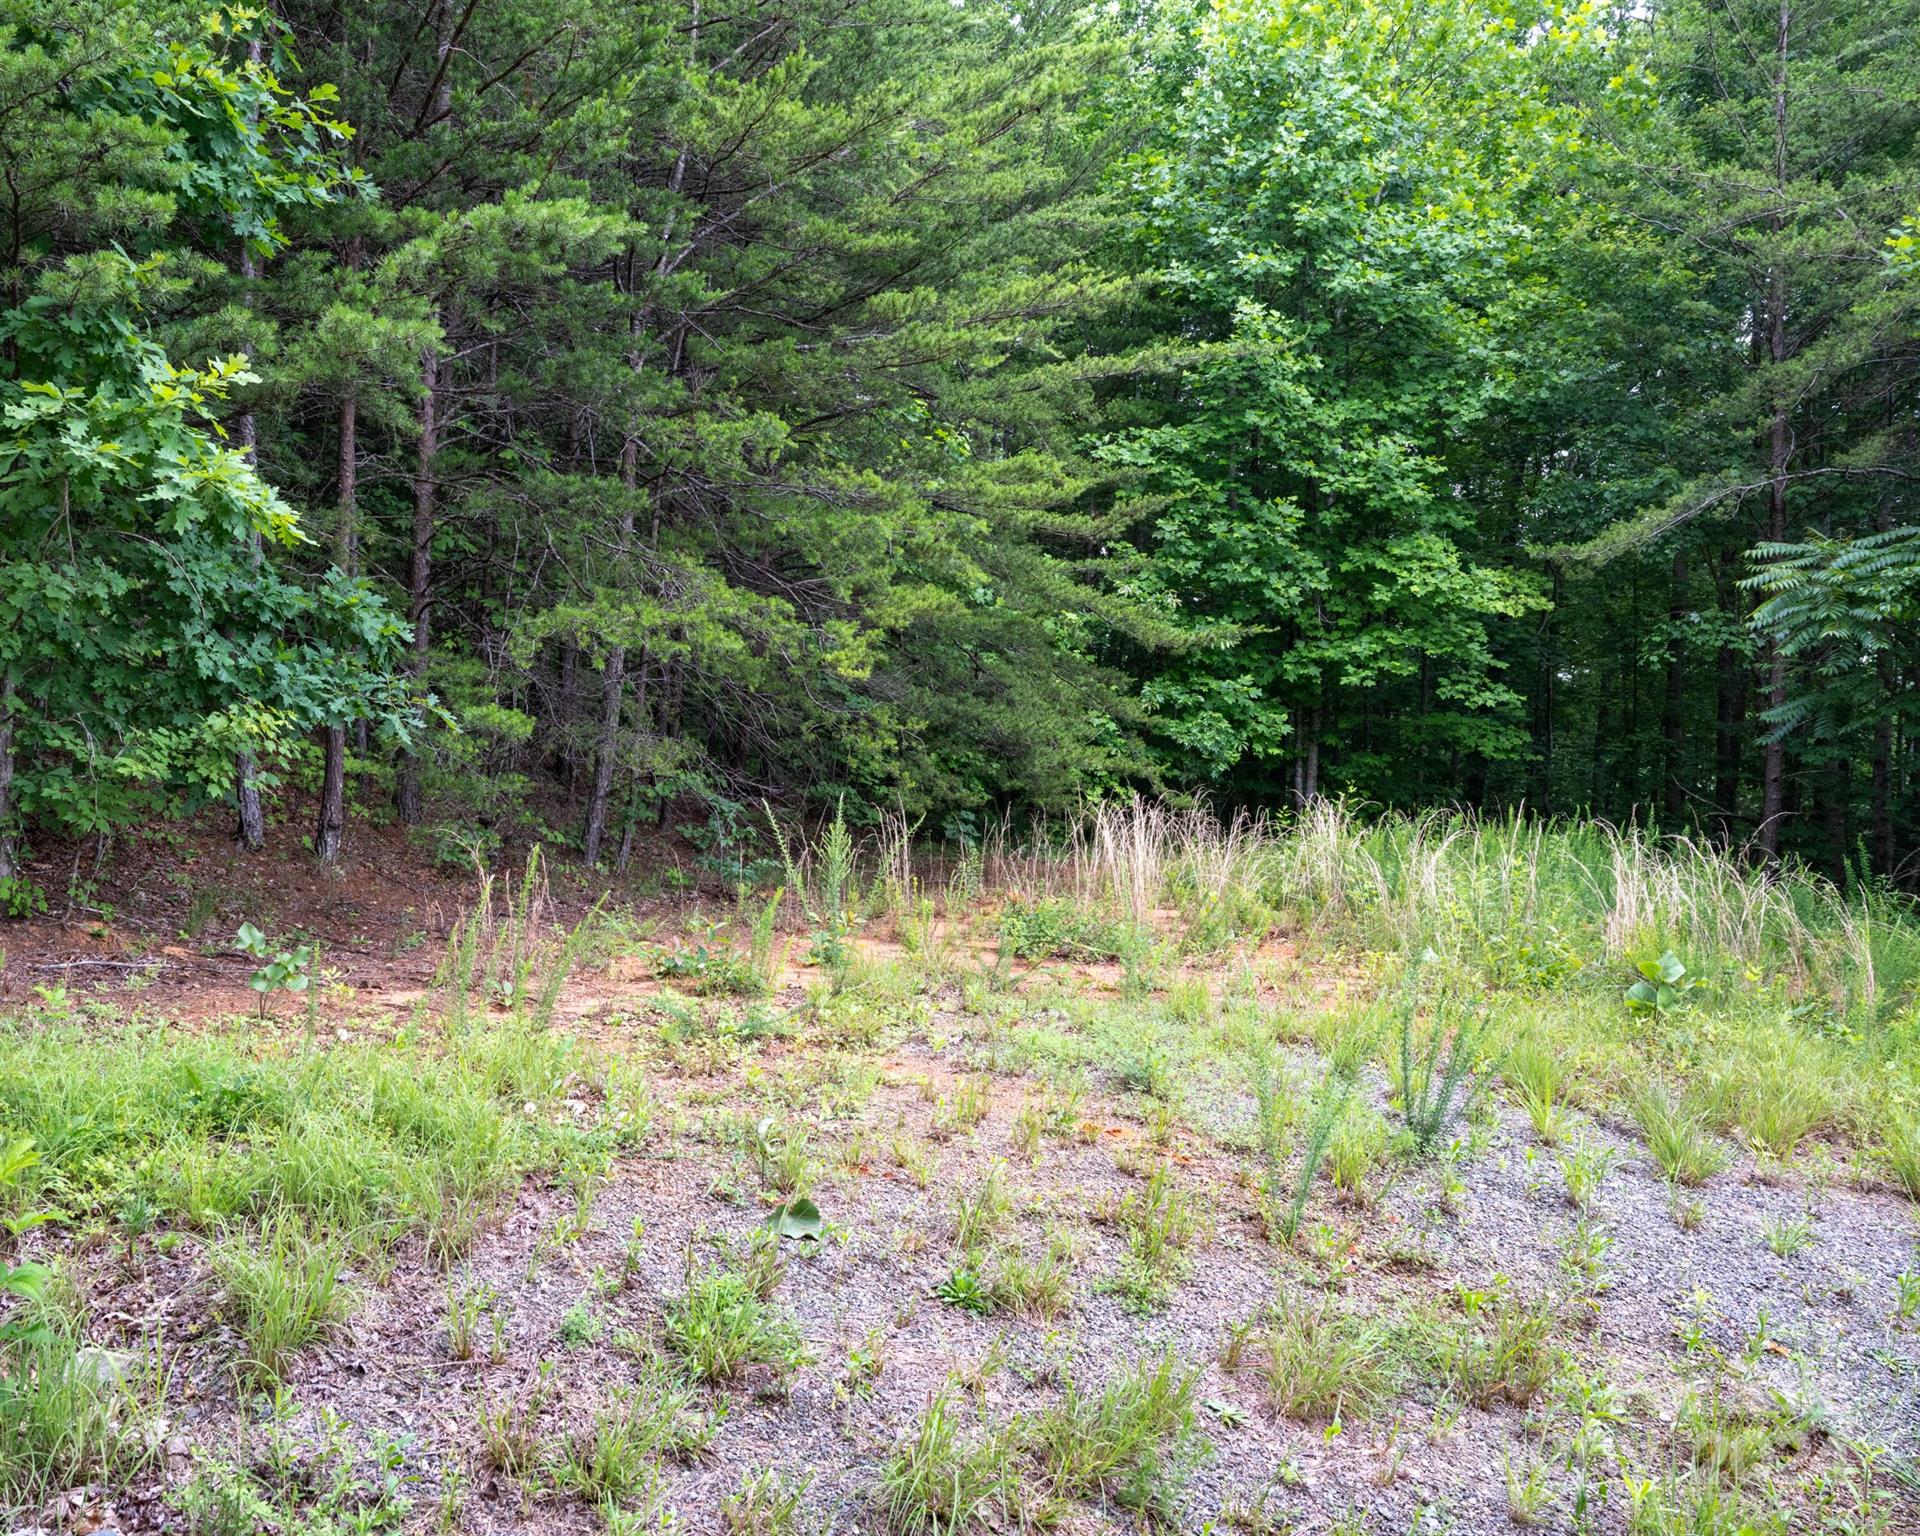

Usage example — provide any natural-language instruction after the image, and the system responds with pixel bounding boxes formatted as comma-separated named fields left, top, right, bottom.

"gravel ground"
left=40, top=974, right=1920, bottom=1536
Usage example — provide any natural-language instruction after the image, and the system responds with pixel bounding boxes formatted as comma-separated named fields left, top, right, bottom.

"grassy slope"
left=0, top=805, right=1917, bottom=1534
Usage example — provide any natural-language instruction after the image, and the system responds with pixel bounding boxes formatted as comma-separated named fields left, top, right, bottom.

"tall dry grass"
left=859, top=797, right=1918, bottom=1021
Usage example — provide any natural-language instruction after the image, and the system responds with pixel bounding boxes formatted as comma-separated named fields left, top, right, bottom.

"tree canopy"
left=4, top=0, right=1919, bottom=887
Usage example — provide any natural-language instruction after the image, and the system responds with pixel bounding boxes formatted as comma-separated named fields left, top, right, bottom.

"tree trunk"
left=316, top=724, right=347, bottom=865
left=316, top=390, right=357, bottom=866
left=1663, top=548, right=1687, bottom=825
left=1713, top=549, right=1742, bottom=845
left=235, top=748, right=266, bottom=851
left=1873, top=669, right=1894, bottom=880
left=1757, top=0, right=1792, bottom=862
left=394, top=341, right=438, bottom=826
left=583, top=647, right=626, bottom=866
left=0, top=672, right=16, bottom=883
left=1825, top=756, right=1848, bottom=885
left=233, top=246, right=267, bottom=851
left=583, top=433, right=638, bottom=866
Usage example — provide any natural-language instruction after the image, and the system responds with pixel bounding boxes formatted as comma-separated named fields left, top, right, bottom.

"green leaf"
left=765, top=1198, right=823, bottom=1242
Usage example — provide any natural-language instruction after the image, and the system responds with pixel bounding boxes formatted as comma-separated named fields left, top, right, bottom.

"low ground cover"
left=1, top=805, right=1916, bottom=1534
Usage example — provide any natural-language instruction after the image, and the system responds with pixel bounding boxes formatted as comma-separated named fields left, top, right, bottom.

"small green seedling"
left=934, top=1266, right=993, bottom=1314
left=237, top=923, right=314, bottom=1017
left=1625, top=951, right=1697, bottom=1014
left=1892, top=1269, right=1919, bottom=1323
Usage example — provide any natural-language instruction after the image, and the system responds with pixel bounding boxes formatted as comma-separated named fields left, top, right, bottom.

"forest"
left=4, top=0, right=1919, bottom=889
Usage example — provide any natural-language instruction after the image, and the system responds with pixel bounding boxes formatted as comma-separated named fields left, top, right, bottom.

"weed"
left=1327, top=1101, right=1386, bottom=1203
left=558, top=1300, right=603, bottom=1348
left=1761, top=1211, right=1815, bottom=1258
left=1025, top=1352, right=1199, bottom=1517
left=1312, top=1001, right=1381, bottom=1081
left=656, top=929, right=767, bottom=998
left=1677, top=1381, right=1806, bottom=1483
left=1895, top=1269, right=1920, bottom=1322
left=1621, top=1469, right=1788, bottom=1536
left=878, top=1388, right=1017, bottom=1536
left=1011, top=1101, right=1044, bottom=1161
left=1624, top=950, right=1699, bottom=1014
left=1427, top=1289, right=1560, bottom=1407
left=1558, top=1217, right=1615, bottom=1300
left=1253, top=1298, right=1391, bottom=1425
left=744, top=887, right=785, bottom=991
left=1273, top=1080, right=1347, bottom=1244
left=934, top=1265, right=995, bottom=1316
left=554, top=1387, right=680, bottom=1504
left=664, top=1262, right=808, bottom=1383
left=614, top=1339, right=727, bottom=1459
left=1390, top=976, right=1487, bottom=1155
left=234, top=923, right=314, bottom=1019
left=723, top=1467, right=814, bottom=1536
left=1166, top=977, right=1214, bottom=1028
left=1248, top=1048, right=1300, bottom=1169
left=997, top=895, right=1137, bottom=962
left=747, top=1116, right=815, bottom=1200
left=1631, top=1083, right=1729, bottom=1187
left=212, top=1215, right=350, bottom=1386
left=1557, top=1139, right=1616, bottom=1212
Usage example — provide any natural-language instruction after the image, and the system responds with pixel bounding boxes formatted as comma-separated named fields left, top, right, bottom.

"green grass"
left=3, top=805, right=1918, bottom=1532
left=663, top=1263, right=808, bottom=1383
left=984, top=1230, right=1077, bottom=1320
left=1882, top=1112, right=1920, bottom=1201
left=212, top=1213, right=352, bottom=1385
left=878, top=1388, right=1019, bottom=1536
left=1024, top=1353, right=1199, bottom=1516
left=1631, top=1082, right=1730, bottom=1187
left=1502, top=1033, right=1571, bottom=1144
left=722, top=1467, right=813, bottom=1536
left=0, top=1017, right=637, bottom=1247
left=1250, top=1298, right=1393, bottom=1424
left=0, top=1328, right=144, bottom=1515
left=950, top=1162, right=1013, bottom=1254
left=1108, top=1160, right=1205, bottom=1311
left=1702, top=1027, right=1847, bottom=1160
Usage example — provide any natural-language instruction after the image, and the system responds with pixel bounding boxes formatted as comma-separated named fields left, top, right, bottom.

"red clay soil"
left=0, top=801, right=689, bottom=1019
